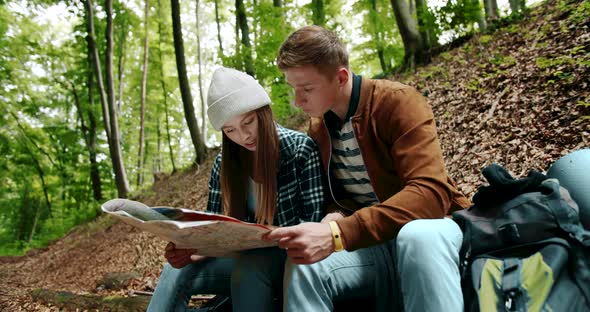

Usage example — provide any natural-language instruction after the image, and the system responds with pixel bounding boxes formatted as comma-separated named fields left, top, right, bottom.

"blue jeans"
left=147, top=257, right=235, bottom=312
left=147, top=248, right=286, bottom=312
left=282, top=218, right=464, bottom=312
left=231, top=247, right=287, bottom=311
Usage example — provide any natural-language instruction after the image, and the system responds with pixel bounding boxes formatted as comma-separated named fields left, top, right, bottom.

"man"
left=264, top=25, right=471, bottom=311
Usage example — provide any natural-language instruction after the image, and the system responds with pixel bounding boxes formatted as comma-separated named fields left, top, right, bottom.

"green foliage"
left=506, top=24, right=519, bottom=34
left=570, top=1, right=590, bottom=24
left=578, top=101, right=590, bottom=121
left=535, top=55, right=580, bottom=86
left=478, top=35, right=493, bottom=45
left=466, top=78, right=483, bottom=92
left=535, top=56, right=573, bottom=70
left=433, top=0, right=482, bottom=36
left=350, top=0, right=403, bottom=76
left=419, top=65, right=447, bottom=80
left=0, top=1, right=127, bottom=255
left=248, top=2, right=299, bottom=124
left=489, top=54, right=516, bottom=68
left=558, top=0, right=590, bottom=25
left=571, top=46, right=586, bottom=55
left=440, top=52, right=453, bottom=61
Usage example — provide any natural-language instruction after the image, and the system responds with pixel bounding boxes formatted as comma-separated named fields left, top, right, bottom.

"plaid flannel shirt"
left=206, top=125, right=325, bottom=226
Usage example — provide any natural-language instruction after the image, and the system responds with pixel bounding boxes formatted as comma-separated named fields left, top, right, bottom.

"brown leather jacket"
left=308, top=78, right=471, bottom=251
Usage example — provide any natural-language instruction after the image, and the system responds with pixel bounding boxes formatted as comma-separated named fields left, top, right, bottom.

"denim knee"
left=232, top=250, right=275, bottom=287
left=285, top=260, right=324, bottom=288
left=234, top=249, right=285, bottom=283
left=159, top=263, right=187, bottom=288
left=396, top=219, right=462, bottom=257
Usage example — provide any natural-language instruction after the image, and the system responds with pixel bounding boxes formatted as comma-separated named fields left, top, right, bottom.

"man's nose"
left=294, top=91, right=306, bottom=107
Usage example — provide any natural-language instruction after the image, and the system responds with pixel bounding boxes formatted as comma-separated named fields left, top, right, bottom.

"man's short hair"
left=277, top=25, right=349, bottom=77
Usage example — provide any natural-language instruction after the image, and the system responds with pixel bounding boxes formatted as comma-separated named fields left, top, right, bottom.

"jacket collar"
left=324, top=74, right=362, bottom=132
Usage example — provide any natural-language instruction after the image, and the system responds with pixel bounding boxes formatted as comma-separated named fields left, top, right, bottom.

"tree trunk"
left=85, top=0, right=129, bottom=197
left=30, top=289, right=150, bottom=312
left=472, top=0, right=486, bottom=30
left=390, top=0, right=423, bottom=71
left=164, top=96, right=176, bottom=172
left=86, top=55, right=102, bottom=201
left=116, top=15, right=128, bottom=115
left=14, top=132, right=50, bottom=243
left=509, top=0, right=518, bottom=14
left=171, top=0, right=207, bottom=164
left=484, top=0, right=499, bottom=22
left=28, top=198, right=42, bottom=243
left=214, top=0, right=224, bottom=57
left=369, top=0, right=389, bottom=73
left=509, top=0, right=525, bottom=14
left=71, top=77, right=102, bottom=201
left=83, top=0, right=111, bottom=142
left=106, top=0, right=130, bottom=197
left=157, top=0, right=177, bottom=172
left=491, top=0, right=499, bottom=18
left=196, top=0, right=207, bottom=144
left=415, top=0, right=432, bottom=53
left=311, top=0, right=325, bottom=26
left=17, top=186, right=32, bottom=241
left=10, top=112, right=52, bottom=215
left=155, top=116, right=162, bottom=173
left=138, top=0, right=150, bottom=187
left=235, top=0, right=255, bottom=76
left=252, top=0, right=258, bottom=49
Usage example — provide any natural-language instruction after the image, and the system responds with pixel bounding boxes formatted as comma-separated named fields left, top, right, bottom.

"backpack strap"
left=502, top=258, right=527, bottom=312
left=542, top=179, right=590, bottom=307
left=541, top=179, right=590, bottom=247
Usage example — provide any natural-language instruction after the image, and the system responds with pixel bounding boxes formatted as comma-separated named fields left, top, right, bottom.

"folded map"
left=101, top=199, right=277, bottom=257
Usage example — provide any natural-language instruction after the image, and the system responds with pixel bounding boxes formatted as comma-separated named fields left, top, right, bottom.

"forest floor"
left=0, top=0, right=588, bottom=310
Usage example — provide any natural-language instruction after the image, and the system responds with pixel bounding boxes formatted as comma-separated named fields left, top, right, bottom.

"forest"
left=0, top=0, right=535, bottom=256
left=0, top=0, right=589, bottom=308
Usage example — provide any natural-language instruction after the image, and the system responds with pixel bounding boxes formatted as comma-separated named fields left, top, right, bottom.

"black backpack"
left=453, top=164, right=590, bottom=312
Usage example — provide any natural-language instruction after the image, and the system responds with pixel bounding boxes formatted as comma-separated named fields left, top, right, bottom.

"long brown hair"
left=220, top=106, right=279, bottom=225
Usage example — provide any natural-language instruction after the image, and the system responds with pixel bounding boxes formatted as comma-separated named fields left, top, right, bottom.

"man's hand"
left=164, top=242, right=207, bottom=268
left=264, top=222, right=335, bottom=264
left=320, top=212, right=345, bottom=224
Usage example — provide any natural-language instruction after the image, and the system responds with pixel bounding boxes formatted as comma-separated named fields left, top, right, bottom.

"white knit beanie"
left=207, top=67, right=271, bottom=130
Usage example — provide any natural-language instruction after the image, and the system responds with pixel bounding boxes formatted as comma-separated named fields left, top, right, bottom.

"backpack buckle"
left=504, top=290, right=521, bottom=311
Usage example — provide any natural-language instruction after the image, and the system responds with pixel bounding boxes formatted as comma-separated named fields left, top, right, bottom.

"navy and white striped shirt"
left=206, top=125, right=325, bottom=226
left=331, top=121, right=379, bottom=207
left=327, top=74, right=379, bottom=207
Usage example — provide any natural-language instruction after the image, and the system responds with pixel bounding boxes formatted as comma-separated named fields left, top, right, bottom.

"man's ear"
left=336, top=67, right=350, bottom=88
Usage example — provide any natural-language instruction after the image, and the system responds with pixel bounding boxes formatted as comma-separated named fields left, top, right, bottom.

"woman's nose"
left=241, top=129, right=251, bottom=141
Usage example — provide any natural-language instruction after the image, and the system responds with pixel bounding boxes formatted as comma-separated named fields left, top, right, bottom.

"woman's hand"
left=164, top=242, right=207, bottom=268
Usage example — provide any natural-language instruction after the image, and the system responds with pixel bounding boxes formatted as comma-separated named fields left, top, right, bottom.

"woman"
left=147, top=67, right=325, bottom=312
